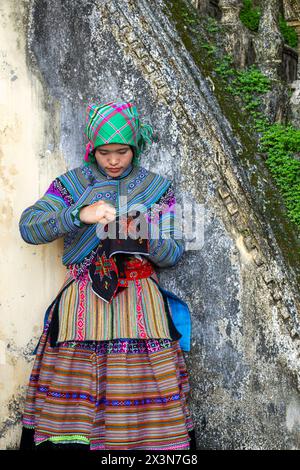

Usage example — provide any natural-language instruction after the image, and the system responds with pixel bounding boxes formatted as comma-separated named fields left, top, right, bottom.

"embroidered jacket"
left=19, top=162, right=191, bottom=350
left=19, top=162, right=184, bottom=269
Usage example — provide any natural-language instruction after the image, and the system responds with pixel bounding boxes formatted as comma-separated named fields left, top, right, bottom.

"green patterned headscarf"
left=83, top=101, right=158, bottom=166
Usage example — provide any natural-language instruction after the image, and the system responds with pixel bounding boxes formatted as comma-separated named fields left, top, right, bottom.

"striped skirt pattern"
left=57, top=274, right=171, bottom=343
left=21, top=304, right=194, bottom=450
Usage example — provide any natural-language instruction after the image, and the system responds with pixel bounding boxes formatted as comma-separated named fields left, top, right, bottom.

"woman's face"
left=94, top=143, right=134, bottom=177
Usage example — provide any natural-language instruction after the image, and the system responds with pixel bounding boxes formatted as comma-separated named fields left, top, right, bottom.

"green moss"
left=205, top=16, right=221, bottom=34
left=239, top=0, right=261, bottom=32
left=259, top=124, right=300, bottom=225
left=163, top=0, right=300, bottom=277
left=214, top=54, right=236, bottom=79
left=214, top=57, right=272, bottom=127
left=212, top=55, right=300, bottom=234
left=279, top=14, right=298, bottom=49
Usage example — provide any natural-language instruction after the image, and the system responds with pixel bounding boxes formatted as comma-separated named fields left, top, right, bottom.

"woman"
left=18, top=101, right=195, bottom=450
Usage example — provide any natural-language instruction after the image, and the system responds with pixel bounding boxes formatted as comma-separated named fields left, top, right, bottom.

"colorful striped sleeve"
left=19, top=178, right=89, bottom=245
left=147, top=183, right=184, bottom=268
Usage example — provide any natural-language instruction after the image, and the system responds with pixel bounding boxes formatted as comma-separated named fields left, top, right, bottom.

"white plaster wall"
left=0, top=0, right=67, bottom=449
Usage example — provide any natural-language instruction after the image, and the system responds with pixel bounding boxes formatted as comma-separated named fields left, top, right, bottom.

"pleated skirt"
left=20, top=303, right=194, bottom=450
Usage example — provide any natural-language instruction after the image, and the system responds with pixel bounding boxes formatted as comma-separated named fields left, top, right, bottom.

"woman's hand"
left=79, top=201, right=116, bottom=225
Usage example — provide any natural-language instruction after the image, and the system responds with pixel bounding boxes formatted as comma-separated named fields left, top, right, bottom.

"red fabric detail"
left=116, top=257, right=155, bottom=288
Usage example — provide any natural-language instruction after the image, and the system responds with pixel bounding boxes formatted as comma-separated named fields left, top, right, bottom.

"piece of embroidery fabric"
left=88, top=214, right=150, bottom=302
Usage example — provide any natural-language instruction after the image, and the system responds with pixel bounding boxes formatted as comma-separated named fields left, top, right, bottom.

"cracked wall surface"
left=1, top=0, right=300, bottom=449
left=0, top=0, right=68, bottom=449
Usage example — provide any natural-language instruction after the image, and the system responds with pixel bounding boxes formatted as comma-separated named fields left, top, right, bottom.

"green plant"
left=164, top=0, right=300, bottom=230
left=214, top=59, right=271, bottom=111
left=279, top=14, right=298, bottom=48
left=200, top=41, right=217, bottom=56
left=205, top=17, right=220, bottom=34
left=228, top=65, right=271, bottom=109
left=200, top=11, right=299, bottom=227
left=214, top=54, right=236, bottom=79
left=259, top=124, right=300, bottom=225
left=214, top=60, right=300, bottom=224
left=239, top=0, right=261, bottom=32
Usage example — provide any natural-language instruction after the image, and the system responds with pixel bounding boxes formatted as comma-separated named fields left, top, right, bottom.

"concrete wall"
left=0, top=0, right=66, bottom=449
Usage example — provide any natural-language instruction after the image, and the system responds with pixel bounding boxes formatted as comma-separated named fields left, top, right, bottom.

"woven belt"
left=117, top=257, right=155, bottom=287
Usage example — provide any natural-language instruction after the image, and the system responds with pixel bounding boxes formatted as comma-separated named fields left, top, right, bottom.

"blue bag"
left=151, top=279, right=192, bottom=352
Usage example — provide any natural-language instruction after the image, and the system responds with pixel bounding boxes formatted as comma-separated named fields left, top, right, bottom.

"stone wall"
left=0, top=0, right=67, bottom=449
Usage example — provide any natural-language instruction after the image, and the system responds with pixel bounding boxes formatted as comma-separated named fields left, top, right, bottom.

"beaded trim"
left=57, top=338, right=173, bottom=354
left=146, top=183, right=176, bottom=225
left=46, top=178, right=74, bottom=206
left=34, top=386, right=185, bottom=407
left=67, top=248, right=98, bottom=281
left=32, top=432, right=191, bottom=450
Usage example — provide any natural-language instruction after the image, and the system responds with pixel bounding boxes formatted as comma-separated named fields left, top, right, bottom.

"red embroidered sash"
left=117, top=257, right=155, bottom=288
